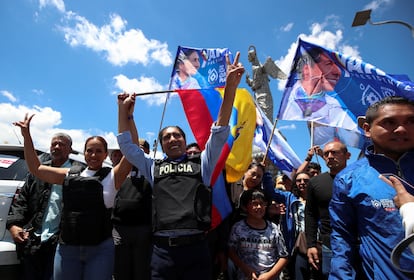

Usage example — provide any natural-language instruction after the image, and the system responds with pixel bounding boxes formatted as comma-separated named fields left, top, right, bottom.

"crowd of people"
left=6, top=49, right=414, bottom=280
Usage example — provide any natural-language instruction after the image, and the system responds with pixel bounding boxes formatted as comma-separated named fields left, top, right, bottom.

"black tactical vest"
left=112, top=166, right=152, bottom=226
left=153, top=155, right=211, bottom=231
left=60, top=166, right=112, bottom=245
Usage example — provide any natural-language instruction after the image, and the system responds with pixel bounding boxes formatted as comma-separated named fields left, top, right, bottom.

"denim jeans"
left=321, top=244, right=332, bottom=277
left=53, top=238, right=114, bottom=280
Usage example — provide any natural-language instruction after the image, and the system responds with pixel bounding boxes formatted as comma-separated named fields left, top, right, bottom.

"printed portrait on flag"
left=277, top=39, right=414, bottom=148
left=169, top=46, right=230, bottom=90
left=278, top=41, right=359, bottom=133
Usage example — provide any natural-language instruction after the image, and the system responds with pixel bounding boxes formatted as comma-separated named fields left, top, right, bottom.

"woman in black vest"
left=14, top=116, right=131, bottom=280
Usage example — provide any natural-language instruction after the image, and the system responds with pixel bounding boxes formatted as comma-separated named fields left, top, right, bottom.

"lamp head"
left=352, top=9, right=372, bottom=27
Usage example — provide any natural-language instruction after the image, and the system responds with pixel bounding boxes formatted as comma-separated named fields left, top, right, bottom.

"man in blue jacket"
left=329, top=96, right=414, bottom=279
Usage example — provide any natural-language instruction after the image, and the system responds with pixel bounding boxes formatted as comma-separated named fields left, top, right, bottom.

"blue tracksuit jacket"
left=329, top=146, right=414, bottom=279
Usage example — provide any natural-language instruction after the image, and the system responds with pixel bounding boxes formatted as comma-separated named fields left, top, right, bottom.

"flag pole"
left=261, top=117, right=279, bottom=165
left=152, top=92, right=172, bottom=158
left=310, top=121, right=314, bottom=148
left=309, top=121, right=321, bottom=166
left=132, top=89, right=175, bottom=158
left=133, top=90, right=174, bottom=96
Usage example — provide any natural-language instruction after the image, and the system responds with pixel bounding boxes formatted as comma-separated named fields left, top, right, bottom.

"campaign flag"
left=254, top=105, right=302, bottom=172
left=177, top=88, right=256, bottom=228
left=277, top=39, right=414, bottom=148
left=177, top=88, right=256, bottom=183
left=169, top=46, right=230, bottom=90
left=307, top=121, right=367, bottom=150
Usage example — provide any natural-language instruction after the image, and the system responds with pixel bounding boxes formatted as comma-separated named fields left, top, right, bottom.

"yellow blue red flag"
left=177, top=88, right=256, bottom=228
left=177, top=88, right=256, bottom=183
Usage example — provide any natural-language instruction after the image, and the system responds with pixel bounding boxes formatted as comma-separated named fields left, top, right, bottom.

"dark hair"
left=295, top=46, right=325, bottom=75
left=365, top=96, right=414, bottom=125
left=307, top=162, right=321, bottom=172
left=240, top=189, right=267, bottom=208
left=175, top=49, right=198, bottom=69
left=84, top=136, right=108, bottom=153
left=186, top=142, right=200, bottom=150
left=139, top=138, right=150, bottom=151
left=247, top=161, right=266, bottom=174
left=291, top=171, right=311, bottom=198
left=158, top=126, right=186, bottom=144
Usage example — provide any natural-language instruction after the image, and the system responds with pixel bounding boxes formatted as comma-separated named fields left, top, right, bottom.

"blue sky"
left=1, top=0, right=413, bottom=170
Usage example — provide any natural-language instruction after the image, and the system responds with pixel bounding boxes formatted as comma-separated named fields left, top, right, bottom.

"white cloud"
left=113, top=74, right=168, bottom=106
left=1, top=90, right=17, bottom=102
left=39, top=0, right=65, bottom=13
left=275, top=17, right=361, bottom=91
left=0, top=103, right=118, bottom=154
left=364, top=0, right=393, bottom=12
left=59, top=12, right=173, bottom=67
left=281, top=23, right=294, bottom=32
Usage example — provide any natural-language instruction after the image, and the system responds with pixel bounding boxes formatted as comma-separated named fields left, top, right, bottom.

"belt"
left=153, top=233, right=205, bottom=247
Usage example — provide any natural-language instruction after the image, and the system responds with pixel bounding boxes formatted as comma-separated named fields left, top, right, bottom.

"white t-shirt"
left=228, top=219, right=288, bottom=279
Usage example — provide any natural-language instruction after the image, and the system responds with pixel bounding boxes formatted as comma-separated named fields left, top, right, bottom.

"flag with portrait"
left=169, top=46, right=231, bottom=90
left=277, top=39, right=414, bottom=148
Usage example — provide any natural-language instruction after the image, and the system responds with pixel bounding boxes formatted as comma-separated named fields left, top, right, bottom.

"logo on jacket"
left=371, top=199, right=396, bottom=212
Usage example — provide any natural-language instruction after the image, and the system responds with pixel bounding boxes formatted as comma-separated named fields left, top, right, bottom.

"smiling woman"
left=12, top=114, right=132, bottom=280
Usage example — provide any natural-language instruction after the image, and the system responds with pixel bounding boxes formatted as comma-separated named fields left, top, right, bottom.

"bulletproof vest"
left=112, top=166, right=152, bottom=226
left=153, top=155, right=211, bottom=231
left=60, top=166, right=112, bottom=245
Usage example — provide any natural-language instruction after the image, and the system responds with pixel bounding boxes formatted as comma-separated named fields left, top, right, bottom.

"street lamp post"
left=352, top=9, right=414, bottom=38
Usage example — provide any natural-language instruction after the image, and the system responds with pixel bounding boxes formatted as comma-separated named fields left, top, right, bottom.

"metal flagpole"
left=261, top=117, right=279, bottom=166
left=309, top=121, right=321, bottom=166
left=133, top=89, right=175, bottom=158
left=310, top=121, right=314, bottom=147
left=133, top=90, right=174, bottom=96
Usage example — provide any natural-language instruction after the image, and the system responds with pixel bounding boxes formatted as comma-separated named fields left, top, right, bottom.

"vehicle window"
left=0, top=155, right=29, bottom=181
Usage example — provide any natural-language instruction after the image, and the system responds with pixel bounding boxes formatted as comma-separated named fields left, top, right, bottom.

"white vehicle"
left=0, top=144, right=90, bottom=279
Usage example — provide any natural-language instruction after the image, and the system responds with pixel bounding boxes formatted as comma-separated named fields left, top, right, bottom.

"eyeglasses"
left=296, top=178, right=310, bottom=183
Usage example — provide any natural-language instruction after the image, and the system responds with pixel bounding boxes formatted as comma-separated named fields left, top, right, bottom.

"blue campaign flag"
left=277, top=39, right=414, bottom=148
left=168, top=46, right=231, bottom=90
left=254, top=104, right=302, bottom=172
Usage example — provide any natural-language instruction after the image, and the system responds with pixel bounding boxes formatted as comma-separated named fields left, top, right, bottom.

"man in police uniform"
left=117, top=52, right=244, bottom=280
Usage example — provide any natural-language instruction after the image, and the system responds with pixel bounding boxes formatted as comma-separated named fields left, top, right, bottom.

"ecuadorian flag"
left=177, top=88, right=256, bottom=228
